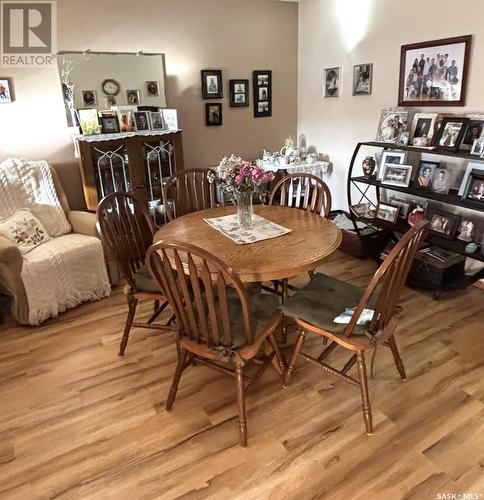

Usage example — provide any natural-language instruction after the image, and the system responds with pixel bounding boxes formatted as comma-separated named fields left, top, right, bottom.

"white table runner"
left=204, top=214, right=292, bottom=245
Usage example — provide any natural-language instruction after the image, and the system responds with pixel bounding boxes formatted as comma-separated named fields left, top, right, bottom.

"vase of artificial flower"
left=237, top=190, right=254, bottom=228
left=208, top=155, right=274, bottom=228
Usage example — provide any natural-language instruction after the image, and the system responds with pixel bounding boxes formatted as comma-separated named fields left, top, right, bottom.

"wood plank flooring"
left=0, top=251, right=483, bottom=499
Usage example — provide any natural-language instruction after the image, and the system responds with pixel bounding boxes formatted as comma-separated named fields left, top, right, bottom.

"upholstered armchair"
left=0, top=163, right=119, bottom=325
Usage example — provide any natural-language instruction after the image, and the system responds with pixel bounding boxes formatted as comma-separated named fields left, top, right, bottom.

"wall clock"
left=102, top=79, right=120, bottom=96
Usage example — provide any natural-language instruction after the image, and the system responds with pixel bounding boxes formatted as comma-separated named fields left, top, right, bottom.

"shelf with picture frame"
left=347, top=141, right=484, bottom=292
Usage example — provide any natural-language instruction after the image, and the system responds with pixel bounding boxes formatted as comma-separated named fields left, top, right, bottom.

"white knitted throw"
left=0, top=157, right=111, bottom=325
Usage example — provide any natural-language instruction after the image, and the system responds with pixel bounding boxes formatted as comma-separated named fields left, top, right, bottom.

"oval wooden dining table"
left=153, top=205, right=342, bottom=283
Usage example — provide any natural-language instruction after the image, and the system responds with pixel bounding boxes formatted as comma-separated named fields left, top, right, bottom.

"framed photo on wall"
left=206, top=103, right=222, bottom=126
left=253, top=70, right=272, bottom=118
left=398, top=35, right=472, bottom=106
left=201, top=69, right=223, bottom=99
left=229, top=79, right=249, bottom=107
left=0, top=78, right=14, bottom=103
left=323, top=67, right=341, bottom=97
left=353, top=63, right=372, bottom=95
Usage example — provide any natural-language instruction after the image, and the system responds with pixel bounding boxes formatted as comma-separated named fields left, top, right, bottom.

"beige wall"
left=298, top=0, right=484, bottom=210
left=0, top=0, right=298, bottom=210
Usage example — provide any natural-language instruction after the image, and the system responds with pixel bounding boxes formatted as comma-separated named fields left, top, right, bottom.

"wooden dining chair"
left=96, top=192, right=174, bottom=356
left=146, top=239, right=286, bottom=447
left=282, top=220, right=429, bottom=435
left=268, top=173, right=332, bottom=217
left=163, top=168, right=218, bottom=221
left=266, top=173, right=333, bottom=304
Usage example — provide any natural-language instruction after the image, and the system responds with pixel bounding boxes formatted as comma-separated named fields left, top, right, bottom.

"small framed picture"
left=398, top=35, right=472, bottom=106
left=134, top=111, right=150, bottom=131
left=126, top=90, right=140, bottom=105
left=229, top=79, right=249, bottom=107
left=0, top=78, right=14, bottom=103
left=428, top=208, right=461, bottom=240
left=352, top=63, right=372, bottom=95
left=206, top=103, right=222, bottom=126
left=461, top=116, right=484, bottom=150
left=430, top=168, right=451, bottom=194
left=82, top=90, right=97, bottom=107
left=103, top=95, right=116, bottom=108
left=380, top=163, right=413, bottom=188
left=409, top=113, right=438, bottom=146
left=78, top=108, right=101, bottom=135
left=458, top=162, right=484, bottom=196
left=470, top=138, right=484, bottom=156
left=375, top=109, right=408, bottom=143
left=201, top=69, right=223, bottom=99
left=457, top=219, right=476, bottom=242
left=415, top=160, right=440, bottom=189
left=253, top=70, right=272, bottom=117
left=100, top=114, right=120, bottom=134
left=162, top=109, right=178, bottom=130
left=323, top=67, right=341, bottom=97
left=350, top=202, right=375, bottom=219
left=432, top=116, right=469, bottom=152
left=388, top=196, right=413, bottom=219
left=376, top=150, right=406, bottom=180
left=146, top=81, right=160, bottom=97
left=463, top=170, right=484, bottom=203
left=149, top=111, right=166, bottom=130
left=375, top=202, right=400, bottom=224
left=398, top=131, right=410, bottom=146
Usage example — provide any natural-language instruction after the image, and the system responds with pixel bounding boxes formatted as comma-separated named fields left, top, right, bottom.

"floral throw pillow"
left=0, top=209, right=51, bottom=254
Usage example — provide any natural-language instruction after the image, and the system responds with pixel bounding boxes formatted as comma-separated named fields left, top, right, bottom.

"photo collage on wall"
left=200, top=68, right=272, bottom=126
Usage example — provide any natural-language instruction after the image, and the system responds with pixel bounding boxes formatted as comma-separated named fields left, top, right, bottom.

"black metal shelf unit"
left=347, top=141, right=484, bottom=286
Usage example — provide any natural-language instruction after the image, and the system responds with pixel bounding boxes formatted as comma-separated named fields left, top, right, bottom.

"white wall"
left=298, top=0, right=484, bottom=210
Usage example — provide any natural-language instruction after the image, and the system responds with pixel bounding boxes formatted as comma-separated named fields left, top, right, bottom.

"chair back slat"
left=343, top=220, right=429, bottom=337
left=96, top=192, right=154, bottom=289
left=146, top=240, right=255, bottom=349
left=269, top=173, right=332, bottom=217
left=163, top=169, right=217, bottom=221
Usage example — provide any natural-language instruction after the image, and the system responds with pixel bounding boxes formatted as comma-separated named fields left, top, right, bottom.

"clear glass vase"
left=237, top=191, right=254, bottom=228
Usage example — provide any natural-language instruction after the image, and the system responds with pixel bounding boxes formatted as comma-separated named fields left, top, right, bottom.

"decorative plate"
left=102, top=79, right=120, bottom=96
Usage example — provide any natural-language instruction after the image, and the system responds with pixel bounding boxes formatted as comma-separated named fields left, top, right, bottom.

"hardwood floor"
left=0, top=251, right=483, bottom=499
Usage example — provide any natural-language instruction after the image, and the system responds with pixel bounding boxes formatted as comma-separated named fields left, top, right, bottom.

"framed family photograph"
left=82, top=90, right=97, bottom=107
left=431, top=167, right=451, bottom=195
left=100, top=114, right=120, bottom=134
left=388, top=196, right=413, bottom=219
left=376, top=150, right=406, bottom=180
left=206, top=103, right=222, bottom=126
left=149, top=111, right=166, bottom=130
left=323, top=67, right=340, bottom=97
left=146, top=81, right=160, bottom=97
left=353, top=63, right=372, bottom=95
left=398, top=35, right=472, bottom=106
left=162, top=109, right=178, bottom=131
left=375, top=109, right=408, bottom=143
left=0, top=78, right=14, bottom=103
left=126, top=89, right=140, bottom=105
left=458, top=162, right=484, bottom=196
left=432, top=116, right=469, bottom=152
left=461, top=115, right=484, bottom=151
left=470, top=138, right=484, bottom=157
left=253, top=70, right=272, bottom=118
left=409, top=113, right=438, bottom=146
left=463, top=170, right=484, bottom=203
left=115, top=106, right=136, bottom=132
left=133, top=111, right=150, bottom=131
left=229, top=79, right=249, bottom=107
left=201, top=69, right=223, bottom=99
left=380, top=164, right=413, bottom=188
left=415, top=160, right=440, bottom=189
left=375, top=202, right=400, bottom=224
left=428, top=208, right=461, bottom=239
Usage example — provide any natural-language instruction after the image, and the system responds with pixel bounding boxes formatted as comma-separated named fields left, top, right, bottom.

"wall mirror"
left=56, top=51, right=167, bottom=126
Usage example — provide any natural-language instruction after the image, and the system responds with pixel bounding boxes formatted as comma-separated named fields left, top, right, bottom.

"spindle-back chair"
left=283, top=220, right=429, bottom=434
left=96, top=192, right=174, bottom=355
left=146, top=240, right=285, bottom=446
left=163, top=169, right=217, bottom=221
